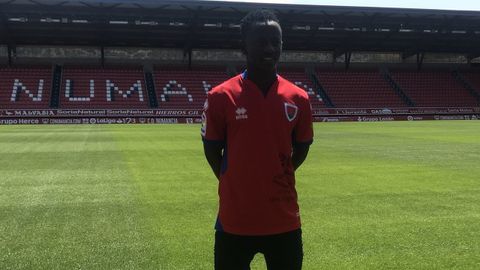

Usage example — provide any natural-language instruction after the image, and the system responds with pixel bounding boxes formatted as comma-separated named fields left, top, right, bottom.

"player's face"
left=243, top=20, right=283, bottom=72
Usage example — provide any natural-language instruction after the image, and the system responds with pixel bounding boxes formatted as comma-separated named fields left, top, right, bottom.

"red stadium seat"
left=390, top=71, right=478, bottom=107
left=0, top=67, right=52, bottom=109
left=153, top=67, right=229, bottom=110
left=60, top=67, right=149, bottom=109
left=316, top=70, right=406, bottom=108
left=279, top=70, right=326, bottom=109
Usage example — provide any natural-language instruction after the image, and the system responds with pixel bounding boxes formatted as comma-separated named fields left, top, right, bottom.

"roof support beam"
left=416, top=52, right=424, bottom=71
left=345, top=51, right=352, bottom=70
left=183, top=7, right=200, bottom=53
left=0, top=12, right=11, bottom=43
left=333, top=48, right=352, bottom=69
left=467, top=53, right=480, bottom=63
left=100, top=45, right=105, bottom=67
left=7, top=44, right=15, bottom=67
left=183, top=46, right=192, bottom=69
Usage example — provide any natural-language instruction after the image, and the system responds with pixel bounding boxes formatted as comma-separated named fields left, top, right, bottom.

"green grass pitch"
left=1, top=121, right=479, bottom=269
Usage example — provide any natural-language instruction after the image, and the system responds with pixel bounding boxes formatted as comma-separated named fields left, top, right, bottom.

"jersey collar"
left=241, top=70, right=279, bottom=80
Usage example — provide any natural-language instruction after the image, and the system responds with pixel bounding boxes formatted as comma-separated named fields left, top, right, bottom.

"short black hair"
left=240, top=9, right=280, bottom=40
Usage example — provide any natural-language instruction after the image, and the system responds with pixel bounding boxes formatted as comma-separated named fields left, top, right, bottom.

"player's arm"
left=292, top=95, right=314, bottom=171
left=203, top=143, right=223, bottom=180
left=292, top=143, right=310, bottom=171
left=201, top=90, right=226, bottom=180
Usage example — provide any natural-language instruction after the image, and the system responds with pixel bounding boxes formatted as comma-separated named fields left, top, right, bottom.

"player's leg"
left=214, top=230, right=257, bottom=270
left=262, top=228, right=303, bottom=270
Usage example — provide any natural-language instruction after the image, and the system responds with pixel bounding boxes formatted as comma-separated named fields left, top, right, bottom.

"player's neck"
left=246, top=66, right=277, bottom=96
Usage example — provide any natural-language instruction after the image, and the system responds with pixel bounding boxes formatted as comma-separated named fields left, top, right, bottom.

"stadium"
left=0, top=0, right=479, bottom=269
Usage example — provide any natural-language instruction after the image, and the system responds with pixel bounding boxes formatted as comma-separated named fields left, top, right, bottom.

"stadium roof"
left=1, top=0, right=480, bottom=58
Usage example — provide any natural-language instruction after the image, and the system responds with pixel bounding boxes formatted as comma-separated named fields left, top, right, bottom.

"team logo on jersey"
left=284, top=102, right=298, bottom=122
left=235, top=107, right=248, bottom=120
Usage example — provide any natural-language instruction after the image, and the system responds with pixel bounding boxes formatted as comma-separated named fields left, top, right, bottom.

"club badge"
left=284, top=102, right=298, bottom=122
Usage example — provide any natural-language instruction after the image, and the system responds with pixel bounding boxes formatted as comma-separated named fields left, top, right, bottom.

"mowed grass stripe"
left=299, top=121, right=480, bottom=269
left=110, top=125, right=219, bottom=269
left=0, top=125, right=164, bottom=269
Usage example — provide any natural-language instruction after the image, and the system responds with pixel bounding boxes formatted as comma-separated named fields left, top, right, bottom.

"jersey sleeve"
left=201, top=90, right=226, bottom=146
left=293, top=95, right=314, bottom=146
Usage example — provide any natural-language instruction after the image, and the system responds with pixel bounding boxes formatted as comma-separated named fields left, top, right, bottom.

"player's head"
left=240, top=9, right=283, bottom=72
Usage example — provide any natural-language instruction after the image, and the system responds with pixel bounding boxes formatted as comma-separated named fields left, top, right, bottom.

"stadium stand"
left=0, top=67, right=52, bottom=109
left=1, top=0, right=479, bottom=123
left=390, top=71, right=479, bottom=107
left=462, top=72, right=480, bottom=96
left=154, top=67, right=229, bottom=109
left=316, top=70, right=407, bottom=108
left=60, top=67, right=149, bottom=109
left=3, top=67, right=478, bottom=111
left=279, top=70, right=326, bottom=108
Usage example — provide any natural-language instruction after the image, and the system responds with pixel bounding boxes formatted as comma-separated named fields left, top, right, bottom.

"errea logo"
left=235, top=107, right=248, bottom=120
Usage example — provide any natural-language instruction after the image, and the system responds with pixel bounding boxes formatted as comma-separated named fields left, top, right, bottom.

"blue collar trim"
left=242, top=70, right=248, bottom=79
left=241, top=70, right=279, bottom=80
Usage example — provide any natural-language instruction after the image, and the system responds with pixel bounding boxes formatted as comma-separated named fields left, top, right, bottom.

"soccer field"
left=1, top=121, right=479, bottom=269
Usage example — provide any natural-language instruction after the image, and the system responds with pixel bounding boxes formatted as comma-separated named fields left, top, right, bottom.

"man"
left=201, top=9, right=313, bottom=270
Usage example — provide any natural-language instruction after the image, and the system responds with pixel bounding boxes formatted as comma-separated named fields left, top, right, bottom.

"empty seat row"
left=1, top=67, right=479, bottom=111
left=317, top=70, right=407, bottom=108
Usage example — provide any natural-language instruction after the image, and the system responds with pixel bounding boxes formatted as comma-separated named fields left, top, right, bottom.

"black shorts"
left=214, top=228, right=303, bottom=270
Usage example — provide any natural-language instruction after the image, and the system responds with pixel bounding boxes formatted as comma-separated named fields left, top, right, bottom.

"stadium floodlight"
left=204, top=23, right=222, bottom=28
left=169, top=22, right=185, bottom=27
left=109, top=20, right=129, bottom=25
left=135, top=21, right=158, bottom=26
left=345, top=27, right=361, bottom=31
left=72, top=19, right=89, bottom=24
left=318, top=27, right=334, bottom=31
left=40, top=18, right=61, bottom=23
left=8, top=17, right=27, bottom=22
left=292, top=25, right=311, bottom=31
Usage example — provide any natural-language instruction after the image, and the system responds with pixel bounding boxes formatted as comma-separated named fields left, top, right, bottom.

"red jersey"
left=201, top=72, right=313, bottom=235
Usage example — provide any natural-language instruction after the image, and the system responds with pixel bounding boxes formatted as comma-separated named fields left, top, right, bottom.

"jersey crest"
left=284, top=102, right=298, bottom=122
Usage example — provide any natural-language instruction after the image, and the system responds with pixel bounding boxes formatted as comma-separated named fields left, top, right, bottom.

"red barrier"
left=0, top=117, right=203, bottom=125
left=0, top=108, right=479, bottom=125
left=0, top=109, right=202, bottom=117
left=315, top=115, right=480, bottom=122
left=312, top=107, right=480, bottom=116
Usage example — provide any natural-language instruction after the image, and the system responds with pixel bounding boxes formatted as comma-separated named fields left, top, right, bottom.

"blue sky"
left=216, top=0, right=480, bottom=11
